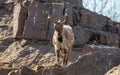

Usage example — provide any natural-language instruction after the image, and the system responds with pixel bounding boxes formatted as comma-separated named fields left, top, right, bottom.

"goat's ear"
left=60, top=16, right=66, bottom=24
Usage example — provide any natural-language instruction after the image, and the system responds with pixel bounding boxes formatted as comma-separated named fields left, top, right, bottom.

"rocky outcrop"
left=73, top=26, right=91, bottom=45
left=0, top=68, right=11, bottom=75
left=0, top=0, right=14, bottom=5
left=12, top=0, right=120, bottom=48
left=105, top=65, right=120, bottom=75
left=0, top=0, right=120, bottom=75
left=79, top=9, right=108, bottom=30
left=89, top=29, right=120, bottom=47
left=65, top=45, right=120, bottom=75
left=37, top=45, right=120, bottom=75
left=5, top=44, right=120, bottom=75
left=12, top=0, right=83, bottom=40
left=23, top=2, right=65, bottom=40
left=13, top=3, right=27, bottom=38
left=23, top=2, right=49, bottom=40
left=0, top=0, right=13, bottom=52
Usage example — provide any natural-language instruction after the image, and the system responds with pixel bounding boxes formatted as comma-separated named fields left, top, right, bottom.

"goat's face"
left=54, top=22, right=63, bottom=36
left=53, top=16, right=66, bottom=36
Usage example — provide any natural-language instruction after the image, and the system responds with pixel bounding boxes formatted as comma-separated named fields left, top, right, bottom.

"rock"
left=105, top=65, right=120, bottom=75
left=12, top=1, right=76, bottom=40
left=80, top=9, right=108, bottom=30
left=65, top=2, right=73, bottom=27
left=65, top=45, right=120, bottom=75
left=102, top=19, right=119, bottom=33
left=0, top=4, right=13, bottom=17
left=105, top=33, right=119, bottom=47
left=90, top=30, right=120, bottom=47
left=23, top=2, right=65, bottom=40
left=8, top=70, right=19, bottom=75
left=38, top=0, right=63, bottom=3
left=47, top=3, right=64, bottom=40
left=13, top=3, right=27, bottom=38
left=66, top=0, right=83, bottom=8
left=116, top=25, right=120, bottom=36
left=0, top=0, right=14, bottom=5
left=118, top=26, right=120, bottom=36
left=26, top=44, right=120, bottom=75
left=19, top=66, right=36, bottom=75
left=73, top=26, right=91, bottom=46
left=23, top=2, right=49, bottom=40
left=0, top=68, right=11, bottom=75
left=103, top=25, right=118, bottom=33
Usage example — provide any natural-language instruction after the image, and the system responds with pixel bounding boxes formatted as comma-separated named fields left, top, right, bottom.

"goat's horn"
left=60, top=16, right=66, bottom=24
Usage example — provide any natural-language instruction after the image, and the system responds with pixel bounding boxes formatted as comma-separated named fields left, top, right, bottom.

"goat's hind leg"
left=62, top=49, right=68, bottom=66
left=63, top=48, right=71, bottom=66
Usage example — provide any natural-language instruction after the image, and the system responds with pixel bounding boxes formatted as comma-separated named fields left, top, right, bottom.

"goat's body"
left=53, top=25, right=74, bottom=66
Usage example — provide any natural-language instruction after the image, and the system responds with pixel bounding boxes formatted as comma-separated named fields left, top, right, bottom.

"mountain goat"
left=52, top=16, right=74, bottom=66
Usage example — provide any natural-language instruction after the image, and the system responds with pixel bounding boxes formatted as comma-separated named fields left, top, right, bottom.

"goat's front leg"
left=55, top=49, right=60, bottom=64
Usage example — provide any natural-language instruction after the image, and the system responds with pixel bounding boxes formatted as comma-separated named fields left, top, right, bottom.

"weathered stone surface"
left=36, top=0, right=83, bottom=8
left=90, top=30, right=120, bottom=47
left=66, top=0, right=83, bottom=8
left=105, top=65, right=120, bottom=75
left=0, top=0, right=14, bottom=5
left=0, top=68, right=11, bottom=75
left=13, top=3, right=27, bottom=38
left=118, top=26, right=120, bottom=36
left=105, top=33, right=119, bottom=47
left=10, top=44, right=120, bottom=75
left=102, top=19, right=119, bottom=33
left=47, top=3, right=64, bottom=40
left=65, top=45, right=120, bottom=75
left=38, top=0, right=63, bottom=3
left=73, top=26, right=91, bottom=46
left=80, top=9, right=108, bottom=30
left=65, top=2, right=73, bottom=26
left=0, top=6, right=9, bottom=17
left=23, top=2, right=49, bottom=40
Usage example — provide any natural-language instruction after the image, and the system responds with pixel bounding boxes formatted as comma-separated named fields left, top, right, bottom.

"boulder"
left=105, top=65, right=120, bottom=75
left=36, top=0, right=83, bottom=9
left=73, top=26, right=91, bottom=46
left=66, top=0, right=83, bottom=8
left=23, top=2, right=65, bottom=40
left=118, top=26, right=120, bottom=36
left=65, top=2, right=73, bottom=27
left=47, top=3, right=64, bottom=40
left=0, top=0, right=14, bottom=5
left=8, top=70, right=19, bottom=75
left=23, top=2, right=49, bottom=40
left=13, top=3, right=27, bottom=38
left=90, top=30, right=120, bottom=47
left=36, top=0, right=62, bottom=3
left=27, top=44, right=120, bottom=75
left=65, top=45, right=120, bottom=75
left=102, top=19, right=119, bottom=33
left=80, top=9, right=108, bottom=30
left=0, top=68, right=11, bottom=75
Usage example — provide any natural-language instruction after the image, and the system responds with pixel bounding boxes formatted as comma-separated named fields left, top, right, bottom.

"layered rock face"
left=12, top=0, right=120, bottom=48
left=2, top=45, right=120, bottom=75
left=0, top=0, right=120, bottom=75
left=105, top=65, right=120, bottom=75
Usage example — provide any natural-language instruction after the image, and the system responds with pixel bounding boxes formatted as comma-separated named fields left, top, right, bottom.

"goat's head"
left=52, top=16, right=66, bottom=36
left=55, top=16, right=66, bottom=36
